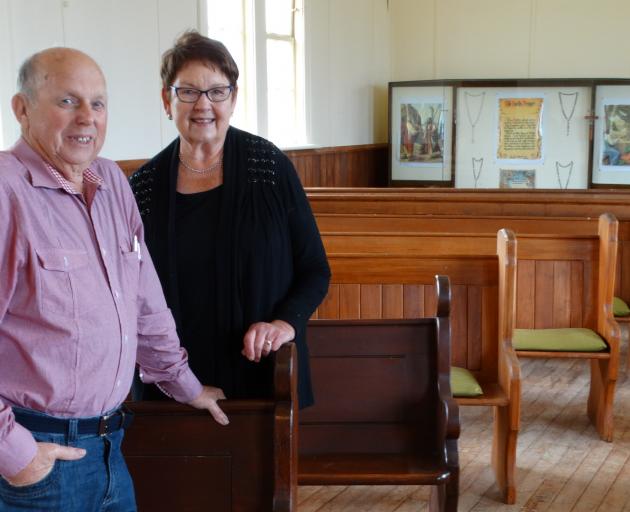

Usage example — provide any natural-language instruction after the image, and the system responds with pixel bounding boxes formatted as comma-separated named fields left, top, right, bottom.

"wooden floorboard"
left=298, top=328, right=630, bottom=511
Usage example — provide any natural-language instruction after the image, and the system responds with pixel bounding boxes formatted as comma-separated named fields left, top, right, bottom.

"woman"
left=129, top=31, right=330, bottom=409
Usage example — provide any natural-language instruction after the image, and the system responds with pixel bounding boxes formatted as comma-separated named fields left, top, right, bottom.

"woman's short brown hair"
left=160, top=30, right=239, bottom=89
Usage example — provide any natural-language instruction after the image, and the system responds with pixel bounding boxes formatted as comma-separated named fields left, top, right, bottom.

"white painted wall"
left=0, top=0, right=197, bottom=159
left=0, top=0, right=390, bottom=158
left=306, top=0, right=390, bottom=147
left=2, top=0, right=627, bottom=158
left=389, top=0, right=630, bottom=80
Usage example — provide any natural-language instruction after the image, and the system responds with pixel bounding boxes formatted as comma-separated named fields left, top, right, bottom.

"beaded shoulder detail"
left=245, top=136, right=280, bottom=185
left=129, top=166, right=155, bottom=217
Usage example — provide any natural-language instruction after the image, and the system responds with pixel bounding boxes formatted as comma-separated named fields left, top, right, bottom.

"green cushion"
left=450, top=366, right=483, bottom=397
left=514, top=328, right=607, bottom=352
left=613, top=297, right=630, bottom=317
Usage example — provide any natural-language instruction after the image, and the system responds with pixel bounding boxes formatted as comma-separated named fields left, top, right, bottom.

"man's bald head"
left=17, top=47, right=105, bottom=101
left=11, top=47, right=108, bottom=180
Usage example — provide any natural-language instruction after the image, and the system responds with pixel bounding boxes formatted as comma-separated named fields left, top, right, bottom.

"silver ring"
left=264, top=339, right=272, bottom=347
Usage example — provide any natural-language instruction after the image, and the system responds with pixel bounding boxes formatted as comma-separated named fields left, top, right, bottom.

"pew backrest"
left=123, top=343, right=298, bottom=512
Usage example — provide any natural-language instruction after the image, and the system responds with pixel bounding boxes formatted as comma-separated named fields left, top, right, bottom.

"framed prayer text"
left=388, top=78, right=630, bottom=189
left=388, top=82, right=454, bottom=186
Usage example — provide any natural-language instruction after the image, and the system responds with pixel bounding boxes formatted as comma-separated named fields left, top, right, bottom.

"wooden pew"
left=307, top=233, right=519, bottom=503
left=312, top=212, right=622, bottom=442
left=300, top=275, right=460, bottom=512
left=514, top=214, right=621, bottom=442
left=122, top=343, right=298, bottom=512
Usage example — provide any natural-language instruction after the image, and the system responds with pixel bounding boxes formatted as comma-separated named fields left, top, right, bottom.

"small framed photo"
left=499, top=169, right=536, bottom=188
left=388, top=81, right=454, bottom=186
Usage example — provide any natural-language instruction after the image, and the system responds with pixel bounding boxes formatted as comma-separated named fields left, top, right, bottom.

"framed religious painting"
left=388, top=81, right=455, bottom=186
left=591, top=82, right=630, bottom=187
left=453, top=79, right=594, bottom=189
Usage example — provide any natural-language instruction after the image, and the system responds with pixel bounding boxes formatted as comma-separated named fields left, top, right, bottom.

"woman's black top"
left=175, top=187, right=221, bottom=386
left=129, top=127, right=330, bottom=406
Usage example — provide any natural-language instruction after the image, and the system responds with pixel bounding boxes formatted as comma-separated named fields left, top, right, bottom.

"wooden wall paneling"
left=337, top=152, right=348, bottom=187
left=360, top=284, right=382, bottom=318
left=553, top=261, right=572, bottom=327
left=347, top=151, right=358, bottom=187
left=339, top=284, right=361, bottom=318
left=516, top=260, right=536, bottom=329
left=570, top=261, right=584, bottom=328
left=403, top=284, right=424, bottom=319
left=326, top=154, right=336, bottom=186
left=534, top=261, right=555, bottom=328
left=382, top=284, right=404, bottom=318
left=291, top=154, right=304, bottom=183
left=318, top=284, right=340, bottom=319
left=467, top=286, right=482, bottom=371
left=451, top=285, right=468, bottom=368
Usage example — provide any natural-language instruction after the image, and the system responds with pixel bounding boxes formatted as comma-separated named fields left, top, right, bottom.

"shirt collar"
left=11, top=138, right=108, bottom=193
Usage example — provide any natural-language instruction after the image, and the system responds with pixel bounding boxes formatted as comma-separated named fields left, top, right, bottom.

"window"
left=205, top=0, right=306, bottom=148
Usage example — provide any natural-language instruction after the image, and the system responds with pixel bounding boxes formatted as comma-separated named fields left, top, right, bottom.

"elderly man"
left=0, top=48, right=228, bottom=511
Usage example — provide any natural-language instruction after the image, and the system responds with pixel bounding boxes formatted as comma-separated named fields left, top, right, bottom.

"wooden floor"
left=298, top=330, right=630, bottom=511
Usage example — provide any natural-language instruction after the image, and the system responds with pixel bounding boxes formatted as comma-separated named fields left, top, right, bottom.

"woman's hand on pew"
left=242, top=320, right=295, bottom=362
left=187, top=386, right=229, bottom=426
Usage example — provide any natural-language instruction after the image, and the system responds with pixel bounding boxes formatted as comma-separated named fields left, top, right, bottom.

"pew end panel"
left=300, top=276, right=459, bottom=511
left=123, top=343, right=298, bottom=512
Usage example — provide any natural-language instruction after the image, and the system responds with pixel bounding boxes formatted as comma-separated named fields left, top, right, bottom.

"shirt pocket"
left=119, top=244, right=140, bottom=301
left=36, top=248, right=89, bottom=317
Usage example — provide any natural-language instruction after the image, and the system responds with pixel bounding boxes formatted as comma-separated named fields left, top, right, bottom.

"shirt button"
left=114, top=290, right=120, bottom=299
left=116, top=380, right=121, bottom=387
left=101, top=248, right=107, bottom=256
left=123, top=334, right=128, bottom=343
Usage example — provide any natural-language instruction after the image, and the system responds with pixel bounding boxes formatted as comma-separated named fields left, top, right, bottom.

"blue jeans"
left=0, top=409, right=136, bottom=512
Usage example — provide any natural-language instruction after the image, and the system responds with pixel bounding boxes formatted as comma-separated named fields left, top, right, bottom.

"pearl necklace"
left=179, top=152, right=223, bottom=174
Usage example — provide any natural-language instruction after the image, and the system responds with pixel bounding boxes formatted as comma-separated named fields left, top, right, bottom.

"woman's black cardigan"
left=129, top=126, right=330, bottom=407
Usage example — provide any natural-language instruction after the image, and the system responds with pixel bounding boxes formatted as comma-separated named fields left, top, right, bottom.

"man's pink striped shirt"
left=0, top=139, right=202, bottom=477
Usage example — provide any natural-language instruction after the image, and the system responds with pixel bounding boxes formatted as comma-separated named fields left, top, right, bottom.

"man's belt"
left=14, top=407, right=134, bottom=436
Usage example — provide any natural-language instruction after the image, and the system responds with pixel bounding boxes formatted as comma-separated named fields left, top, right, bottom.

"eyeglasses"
left=169, top=85, right=234, bottom=103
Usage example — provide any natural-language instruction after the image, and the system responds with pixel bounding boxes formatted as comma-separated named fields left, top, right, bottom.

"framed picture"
left=388, top=81, right=454, bottom=186
left=499, top=169, right=536, bottom=188
left=454, top=80, right=593, bottom=189
left=591, top=83, right=630, bottom=187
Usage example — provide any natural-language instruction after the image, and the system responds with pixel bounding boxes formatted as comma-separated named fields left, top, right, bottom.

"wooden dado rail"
left=306, top=189, right=630, bottom=304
